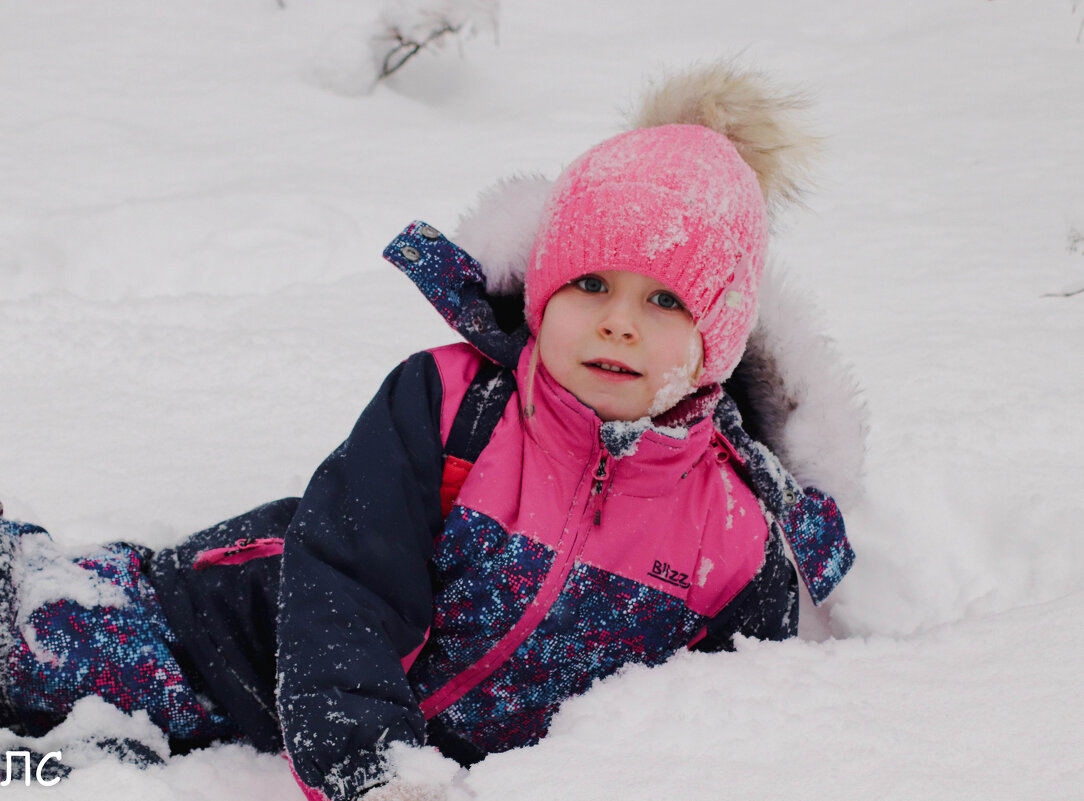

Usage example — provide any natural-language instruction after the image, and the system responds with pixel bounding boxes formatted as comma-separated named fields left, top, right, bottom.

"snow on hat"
left=525, top=62, right=817, bottom=384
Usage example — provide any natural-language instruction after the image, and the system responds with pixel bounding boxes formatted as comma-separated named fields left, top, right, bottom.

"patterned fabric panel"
left=2, top=530, right=238, bottom=743
left=436, top=561, right=703, bottom=753
left=712, top=394, right=855, bottom=604
left=383, top=222, right=529, bottom=369
left=780, top=488, right=854, bottom=605
left=409, top=507, right=554, bottom=699
left=383, top=222, right=484, bottom=325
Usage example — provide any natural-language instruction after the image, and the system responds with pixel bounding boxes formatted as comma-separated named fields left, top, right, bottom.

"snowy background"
left=2, top=0, right=1082, bottom=798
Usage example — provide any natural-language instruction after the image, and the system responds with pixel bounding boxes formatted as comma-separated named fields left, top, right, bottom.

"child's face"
left=537, top=270, right=704, bottom=422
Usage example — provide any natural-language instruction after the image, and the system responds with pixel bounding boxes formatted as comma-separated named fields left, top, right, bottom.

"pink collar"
left=517, top=339, right=718, bottom=497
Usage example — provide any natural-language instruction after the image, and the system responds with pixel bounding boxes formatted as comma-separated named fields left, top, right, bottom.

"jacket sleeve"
left=691, top=525, right=799, bottom=653
left=276, top=351, right=445, bottom=801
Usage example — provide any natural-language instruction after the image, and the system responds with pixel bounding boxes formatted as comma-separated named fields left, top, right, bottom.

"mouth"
left=583, top=359, right=642, bottom=377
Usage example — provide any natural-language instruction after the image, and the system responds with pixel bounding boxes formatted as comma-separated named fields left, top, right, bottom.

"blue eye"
left=575, top=275, right=606, bottom=293
left=650, top=291, right=683, bottom=310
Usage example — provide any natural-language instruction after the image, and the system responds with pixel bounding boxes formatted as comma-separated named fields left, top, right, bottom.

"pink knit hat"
left=525, top=123, right=769, bottom=384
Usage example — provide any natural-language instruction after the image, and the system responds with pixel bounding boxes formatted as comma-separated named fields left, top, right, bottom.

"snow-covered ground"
left=2, top=1, right=1082, bottom=798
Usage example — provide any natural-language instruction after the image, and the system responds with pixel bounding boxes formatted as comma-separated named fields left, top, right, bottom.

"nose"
left=598, top=297, right=640, bottom=343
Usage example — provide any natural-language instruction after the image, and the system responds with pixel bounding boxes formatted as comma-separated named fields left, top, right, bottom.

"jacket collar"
left=516, top=339, right=717, bottom=497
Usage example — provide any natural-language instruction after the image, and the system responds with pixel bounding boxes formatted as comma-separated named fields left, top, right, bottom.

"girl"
left=0, top=63, right=862, bottom=798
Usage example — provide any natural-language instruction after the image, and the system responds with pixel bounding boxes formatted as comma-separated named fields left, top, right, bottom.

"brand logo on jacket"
left=649, top=560, right=691, bottom=589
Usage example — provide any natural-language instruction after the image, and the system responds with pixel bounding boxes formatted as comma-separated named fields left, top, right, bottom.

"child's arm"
left=691, top=528, right=799, bottom=652
left=276, top=351, right=447, bottom=801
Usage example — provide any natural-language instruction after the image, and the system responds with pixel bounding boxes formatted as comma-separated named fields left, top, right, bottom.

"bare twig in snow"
left=369, top=1, right=498, bottom=84
left=379, top=23, right=462, bottom=79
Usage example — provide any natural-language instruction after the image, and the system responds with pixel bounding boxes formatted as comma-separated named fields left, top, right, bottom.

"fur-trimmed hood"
left=449, top=176, right=868, bottom=510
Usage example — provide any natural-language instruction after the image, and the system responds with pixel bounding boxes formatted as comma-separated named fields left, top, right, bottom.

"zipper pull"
left=592, top=453, right=609, bottom=495
left=222, top=537, right=255, bottom=556
left=592, top=442, right=610, bottom=525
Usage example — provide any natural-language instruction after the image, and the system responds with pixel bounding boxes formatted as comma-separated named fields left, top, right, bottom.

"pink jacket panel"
left=430, top=340, right=769, bottom=620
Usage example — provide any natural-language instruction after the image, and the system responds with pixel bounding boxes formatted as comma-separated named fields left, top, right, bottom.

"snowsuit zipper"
left=591, top=439, right=610, bottom=525
left=418, top=434, right=614, bottom=719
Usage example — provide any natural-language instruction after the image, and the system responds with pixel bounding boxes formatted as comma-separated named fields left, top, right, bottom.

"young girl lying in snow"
left=0, top=63, right=864, bottom=798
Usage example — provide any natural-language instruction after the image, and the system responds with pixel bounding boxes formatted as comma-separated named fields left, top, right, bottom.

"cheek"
left=537, top=333, right=558, bottom=378
left=690, top=332, right=705, bottom=374
left=651, top=329, right=704, bottom=390
left=536, top=302, right=575, bottom=375
left=661, top=325, right=703, bottom=372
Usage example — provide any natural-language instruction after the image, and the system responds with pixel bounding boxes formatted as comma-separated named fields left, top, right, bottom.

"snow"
left=1, top=0, right=1082, bottom=799
left=646, top=335, right=702, bottom=418
left=11, top=534, right=130, bottom=664
left=13, top=536, right=128, bottom=626
left=598, top=415, right=692, bottom=459
left=0, top=697, right=169, bottom=771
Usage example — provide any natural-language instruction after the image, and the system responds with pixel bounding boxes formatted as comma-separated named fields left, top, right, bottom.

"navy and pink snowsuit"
left=0, top=223, right=853, bottom=800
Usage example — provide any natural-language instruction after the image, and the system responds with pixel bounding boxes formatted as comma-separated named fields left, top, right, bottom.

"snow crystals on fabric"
left=599, top=420, right=648, bottom=458
left=599, top=418, right=689, bottom=459
left=641, top=214, right=689, bottom=259
left=0, top=523, right=237, bottom=743
left=13, top=532, right=129, bottom=661
left=436, top=562, right=702, bottom=753
left=695, top=557, right=715, bottom=588
left=384, top=222, right=484, bottom=322
left=712, top=392, right=854, bottom=604
left=409, top=507, right=554, bottom=699
left=384, top=222, right=529, bottom=369
left=781, top=488, right=855, bottom=606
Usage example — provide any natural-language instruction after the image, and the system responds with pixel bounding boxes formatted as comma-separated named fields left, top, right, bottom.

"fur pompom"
left=630, top=61, right=819, bottom=216
left=453, top=174, right=553, bottom=295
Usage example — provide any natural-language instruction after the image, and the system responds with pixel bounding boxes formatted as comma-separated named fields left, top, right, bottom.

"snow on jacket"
left=148, top=220, right=862, bottom=801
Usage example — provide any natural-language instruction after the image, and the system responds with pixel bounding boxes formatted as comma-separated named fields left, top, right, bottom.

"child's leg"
left=0, top=519, right=239, bottom=748
left=0, top=518, right=44, bottom=731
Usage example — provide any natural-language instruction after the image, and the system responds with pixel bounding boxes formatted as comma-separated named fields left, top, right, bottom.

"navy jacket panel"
left=147, top=497, right=298, bottom=753
left=691, top=527, right=798, bottom=653
left=276, top=350, right=445, bottom=800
